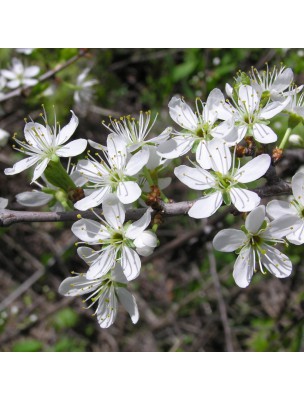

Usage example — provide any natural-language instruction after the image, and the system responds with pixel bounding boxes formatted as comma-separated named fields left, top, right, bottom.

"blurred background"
left=0, top=48, right=304, bottom=352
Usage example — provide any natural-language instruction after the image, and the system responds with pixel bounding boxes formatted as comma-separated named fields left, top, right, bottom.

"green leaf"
left=12, top=339, right=43, bottom=352
left=52, top=307, right=79, bottom=331
left=172, top=60, right=197, bottom=82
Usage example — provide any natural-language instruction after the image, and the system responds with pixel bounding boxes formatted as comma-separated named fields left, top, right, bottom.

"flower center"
left=195, top=123, right=210, bottom=139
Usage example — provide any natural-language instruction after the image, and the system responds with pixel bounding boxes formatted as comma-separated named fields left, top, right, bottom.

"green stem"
left=160, top=190, right=169, bottom=203
left=143, top=167, right=155, bottom=186
left=278, top=127, right=292, bottom=150
left=152, top=223, right=159, bottom=233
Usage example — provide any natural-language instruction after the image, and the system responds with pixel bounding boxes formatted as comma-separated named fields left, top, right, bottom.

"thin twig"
left=0, top=49, right=89, bottom=103
left=206, top=242, right=234, bottom=352
left=0, top=181, right=292, bottom=227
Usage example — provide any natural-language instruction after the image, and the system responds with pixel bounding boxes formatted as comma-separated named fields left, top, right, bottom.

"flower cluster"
left=4, top=64, right=304, bottom=328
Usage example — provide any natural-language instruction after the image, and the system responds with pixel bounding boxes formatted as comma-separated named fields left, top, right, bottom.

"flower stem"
left=143, top=167, right=155, bottom=186
left=278, top=127, right=292, bottom=150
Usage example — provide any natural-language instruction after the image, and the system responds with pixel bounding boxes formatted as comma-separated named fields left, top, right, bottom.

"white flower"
left=0, top=128, right=9, bottom=147
left=74, top=133, right=149, bottom=210
left=267, top=171, right=304, bottom=244
left=73, top=68, right=98, bottom=106
left=4, top=110, right=87, bottom=183
left=174, top=139, right=271, bottom=218
left=59, top=263, right=139, bottom=329
left=217, top=85, right=289, bottom=144
left=1, top=58, right=40, bottom=89
left=213, top=205, right=300, bottom=288
left=0, top=197, right=8, bottom=209
left=157, top=90, right=238, bottom=167
left=283, top=92, right=304, bottom=123
left=72, top=194, right=156, bottom=281
left=249, top=65, right=302, bottom=102
left=101, top=111, right=170, bottom=152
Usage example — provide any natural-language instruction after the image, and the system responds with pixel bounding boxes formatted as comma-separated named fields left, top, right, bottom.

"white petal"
left=117, top=181, right=141, bottom=204
left=266, top=200, right=296, bottom=219
left=116, top=287, right=139, bottom=324
left=213, top=229, right=247, bottom=252
left=211, top=119, right=238, bottom=143
left=24, top=122, right=51, bottom=150
left=125, top=146, right=149, bottom=176
left=22, top=78, right=38, bottom=87
left=74, top=186, right=110, bottom=210
left=262, top=214, right=302, bottom=239
left=174, top=165, right=214, bottom=190
left=76, top=159, right=109, bottom=183
left=260, top=244, right=292, bottom=278
left=70, top=171, right=88, bottom=187
left=4, top=155, right=40, bottom=176
left=56, top=138, right=87, bottom=157
left=59, top=275, right=100, bottom=297
left=86, top=247, right=116, bottom=279
left=32, top=158, right=49, bottom=182
left=1, top=69, right=16, bottom=80
left=96, top=286, right=118, bottom=328
left=102, top=193, right=126, bottom=228
left=111, top=263, right=128, bottom=284
left=126, top=209, right=152, bottom=239
left=16, top=191, right=53, bottom=207
left=121, top=246, right=141, bottom=281
left=206, top=88, right=225, bottom=112
left=24, top=65, right=40, bottom=78
left=134, top=231, right=158, bottom=248
left=168, top=96, right=198, bottom=131
left=238, top=85, right=259, bottom=114
left=6, top=79, right=20, bottom=89
left=196, top=141, right=213, bottom=169
left=272, top=68, right=293, bottom=92
left=230, top=188, right=260, bottom=212
left=206, top=139, right=231, bottom=174
left=234, top=154, right=271, bottom=183
left=292, top=171, right=304, bottom=206
left=88, top=139, right=106, bottom=151
left=0, top=197, right=8, bottom=208
left=245, top=205, right=266, bottom=234
left=260, top=98, right=290, bottom=119
left=188, top=192, right=223, bottom=219
left=107, top=133, right=127, bottom=169
left=236, top=125, right=248, bottom=142
left=225, top=83, right=233, bottom=98
left=56, top=111, right=79, bottom=145
left=233, top=247, right=254, bottom=288
left=77, top=246, right=102, bottom=265
left=252, top=123, right=277, bottom=144
left=148, top=127, right=172, bottom=145
left=287, top=223, right=304, bottom=245
left=157, top=136, right=194, bottom=159
left=71, top=218, right=110, bottom=243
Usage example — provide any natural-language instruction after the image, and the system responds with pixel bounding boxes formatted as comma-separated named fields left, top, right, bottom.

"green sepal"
left=259, top=219, right=268, bottom=232
left=288, top=113, right=303, bottom=129
left=44, top=160, right=76, bottom=192
left=240, top=224, right=248, bottom=234
left=259, top=90, right=271, bottom=107
left=191, top=140, right=200, bottom=153
left=222, top=191, right=231, bottom=206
